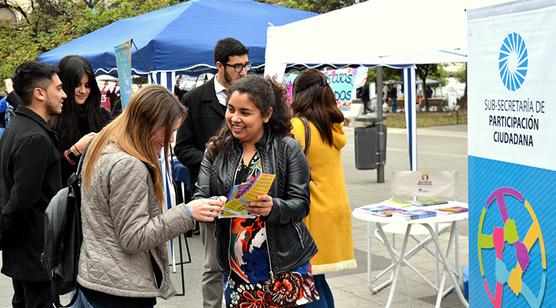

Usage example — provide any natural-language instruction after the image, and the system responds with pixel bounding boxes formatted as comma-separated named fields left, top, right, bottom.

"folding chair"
left=368, top=171, right=461, bottom=296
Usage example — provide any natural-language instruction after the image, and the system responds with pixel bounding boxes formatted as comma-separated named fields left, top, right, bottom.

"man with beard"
left=0, top=61, right=66, bottom=307
left=175, top=37, right=249, bottom=308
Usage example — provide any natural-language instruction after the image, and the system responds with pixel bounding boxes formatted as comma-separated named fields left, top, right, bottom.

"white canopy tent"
left=264, top=0, right=513, bottom=171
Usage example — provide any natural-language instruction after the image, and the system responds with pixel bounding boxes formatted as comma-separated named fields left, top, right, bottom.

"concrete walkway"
left=0, top=125, right=469, bottom=307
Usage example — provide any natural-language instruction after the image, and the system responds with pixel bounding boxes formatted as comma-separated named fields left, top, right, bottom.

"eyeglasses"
left=225, top=61, right=252, bottom=72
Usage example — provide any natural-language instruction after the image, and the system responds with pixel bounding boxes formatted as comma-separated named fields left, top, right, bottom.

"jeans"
left=71, top=290, right=92, bottom=308
left=391, top=98, right=398, bottom=113
left=72, top=289, right=155, bottom=308
left=304, top=274, right=335, bottom=308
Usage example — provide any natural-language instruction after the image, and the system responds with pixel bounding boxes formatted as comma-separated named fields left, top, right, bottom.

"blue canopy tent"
left=37, top=0, right=316, bottom=90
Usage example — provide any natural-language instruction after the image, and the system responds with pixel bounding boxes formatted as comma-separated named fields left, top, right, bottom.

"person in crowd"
left=174, top=37, right=249, bottom=308
left=389, top=82, right=398, bottom=113
left=51, top=55, right=112, bottom=184
left=0, top=95, right=7, bottom=128
left=4, top=78, right=23, bottom=110
left=194, top=75, right=319, bottom=307
left=290, top=69, right=356, bottom=308
left=173, top=80, right=187, bottom=102
left=0, top=61, right=67, bottom=307
left=76, top=85, right=225, bottom=307
left=107, top=90, right=122, bottom=117
left=382, top=82, right=389, bottom=112
left=425, top=85, right=433, bottom=99
left=359, top=77, right=371, bottom=114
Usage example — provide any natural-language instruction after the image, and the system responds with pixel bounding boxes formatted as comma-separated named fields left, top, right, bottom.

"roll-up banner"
left=468, top=1, right=556, bottom=307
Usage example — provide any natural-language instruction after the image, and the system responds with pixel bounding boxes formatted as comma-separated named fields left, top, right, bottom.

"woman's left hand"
left=248, top=195, right=273, bottom=217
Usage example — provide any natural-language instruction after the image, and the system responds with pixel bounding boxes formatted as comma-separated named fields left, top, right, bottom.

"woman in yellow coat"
left=291, top=69, right=357, bottom=307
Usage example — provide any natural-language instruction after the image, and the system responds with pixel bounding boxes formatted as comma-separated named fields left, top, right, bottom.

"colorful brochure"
left=387, top=198, right=413, bottom=207
left=359, top=205, right=403, bottom=217
left=436, top=206, right=468, bottom=215
left=393, top=209, right=437, bottom=220
left=219, top=173, right=276, bottom=218
left=411, top=197, right=448, bottom=207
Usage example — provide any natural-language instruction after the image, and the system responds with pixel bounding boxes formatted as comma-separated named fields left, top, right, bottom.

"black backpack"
left=41, top=149, right=87, bottom=307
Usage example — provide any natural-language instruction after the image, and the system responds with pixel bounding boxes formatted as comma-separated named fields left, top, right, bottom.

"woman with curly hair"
left=194, top=75, right=319, bottom=307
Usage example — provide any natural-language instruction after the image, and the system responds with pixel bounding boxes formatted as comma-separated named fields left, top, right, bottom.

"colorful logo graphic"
left=499, top=32, right=528, bottom=91
left=477, top=187, right=546, bottom=308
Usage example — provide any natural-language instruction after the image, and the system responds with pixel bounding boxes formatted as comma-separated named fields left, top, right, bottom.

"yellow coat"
left=291, top=117, right=357, bottom=274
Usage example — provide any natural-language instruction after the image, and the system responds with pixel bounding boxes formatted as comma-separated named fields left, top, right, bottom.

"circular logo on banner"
left=477, top=187, right=546, bottom=307
left=498, top=32, right=528, bottom=91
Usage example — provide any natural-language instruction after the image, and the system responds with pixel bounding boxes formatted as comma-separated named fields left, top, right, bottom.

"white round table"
left=352, top=201, right=469, bottom=308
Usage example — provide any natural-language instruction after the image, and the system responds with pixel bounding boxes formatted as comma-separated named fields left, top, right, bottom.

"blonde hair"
left=82, top=85, right=186, bottom=205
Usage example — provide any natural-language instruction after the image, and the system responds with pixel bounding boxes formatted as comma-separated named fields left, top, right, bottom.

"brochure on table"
left=357, top=199, right=467, bottom=220
left=468, top=2, right=556, bottom=307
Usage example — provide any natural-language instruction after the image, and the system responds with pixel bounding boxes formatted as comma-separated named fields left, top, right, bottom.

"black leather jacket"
left=193, top=130, right=317, bottom=277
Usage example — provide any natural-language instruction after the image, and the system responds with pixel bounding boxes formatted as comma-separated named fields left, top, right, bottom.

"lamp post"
left=376, top=67, right=385, bottom=183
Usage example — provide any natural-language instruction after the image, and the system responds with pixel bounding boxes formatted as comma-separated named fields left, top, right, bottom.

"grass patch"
left=383, top=110, right=467, bottom=128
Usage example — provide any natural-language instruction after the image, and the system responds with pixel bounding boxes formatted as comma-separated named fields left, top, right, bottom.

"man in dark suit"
left=0, top=61, right=67, bottom=307
left=175, top=37, right=249, bottom=308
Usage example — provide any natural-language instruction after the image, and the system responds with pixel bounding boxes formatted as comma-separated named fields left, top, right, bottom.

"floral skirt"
left=224, top=263, right=319, bottom=307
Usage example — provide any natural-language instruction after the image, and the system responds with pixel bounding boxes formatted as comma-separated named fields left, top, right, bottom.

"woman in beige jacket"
left=76, top=85, right=224, bottom=307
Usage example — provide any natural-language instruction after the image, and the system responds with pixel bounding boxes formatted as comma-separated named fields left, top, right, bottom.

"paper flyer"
left=219, top=173, right=276, bottom=218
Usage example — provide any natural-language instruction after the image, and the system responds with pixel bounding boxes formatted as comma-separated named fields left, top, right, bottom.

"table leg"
left=433, top=225, right=455, bottom=308
left=423, top=222, right=469, bottom=308
left=367, top=222, right=373, bottom=285
left=376, top=223, right=413, bottom=308
left=454, top=221, right=461, bottom=282
left=435, top=223, right=440, bottom=288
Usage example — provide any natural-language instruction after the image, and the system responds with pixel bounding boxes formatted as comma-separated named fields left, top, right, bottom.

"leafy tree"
left=416, top=64, right=446, bottom=111
left=260, top=0, right=355, bottom=13
left=0, top=0, right=180, bottom=85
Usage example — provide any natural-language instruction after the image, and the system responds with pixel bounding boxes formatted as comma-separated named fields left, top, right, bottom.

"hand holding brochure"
left=220, top=173, right=276, bottom=218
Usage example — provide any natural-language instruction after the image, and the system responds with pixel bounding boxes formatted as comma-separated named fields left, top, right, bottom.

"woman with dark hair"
left=51, top=55, right=112, bottom=183
left=291, top=69, right=356, bottom=308
left=194, top=75, right=319, bottom=307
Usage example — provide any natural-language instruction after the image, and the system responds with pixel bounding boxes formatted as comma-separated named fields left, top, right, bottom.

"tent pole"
left=376, top=67, right=385, bottom=183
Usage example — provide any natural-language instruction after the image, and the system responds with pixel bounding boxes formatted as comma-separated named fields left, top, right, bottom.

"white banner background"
left=468, top=2, right=556, bottom=171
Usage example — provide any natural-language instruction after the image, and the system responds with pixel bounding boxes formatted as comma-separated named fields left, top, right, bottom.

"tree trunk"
left=421, top=76, right=429, bottom=112
left=416, top=65, right=433, bottom=112
left=461, top=64, right=468, bottom=110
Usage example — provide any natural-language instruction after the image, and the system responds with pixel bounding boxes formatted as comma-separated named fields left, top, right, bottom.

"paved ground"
left=0, top=124, right=469, bottom=307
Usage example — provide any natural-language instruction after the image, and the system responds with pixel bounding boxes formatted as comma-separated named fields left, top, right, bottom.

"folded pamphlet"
left=393, top=209, right=437, bottom=220
left=359, top=205, right=402, bottom=217
left=219, top=173, right=276, bottom=218
left=411, top=197, right=448, bottom=207
left=436, top=206, right=468, bottom=215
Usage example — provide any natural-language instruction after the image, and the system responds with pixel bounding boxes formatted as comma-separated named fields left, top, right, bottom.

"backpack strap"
left=75, top=141, right=92, bottom=178
left=53, top=141, right=92, bottom=307
left=299, top=117, right=311, bottom=156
